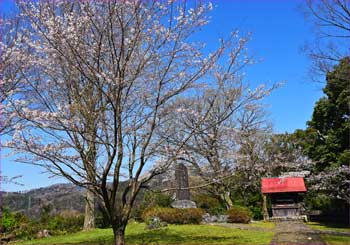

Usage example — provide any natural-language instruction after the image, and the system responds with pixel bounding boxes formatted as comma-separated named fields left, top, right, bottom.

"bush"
left=47, top=215, right=84, bottom=235
left=132, top=191, right=173, bottom=221
left=95, top=212, right=112, bottom=228
left=142, top=207, right=205, bottom=224
left=144, top=192, right=173, bottom=208
left=0, top=207, right=84, bottom=241
left=13, top=221, right=41, bottom=240
left=193, top=194, right=226, bottom=215
left=1, top=208, right=18, bottom=233
left=226, top=206, right=252, bottom=224
left=0, top=208, right=40, bottom=240
left=249, top=206, right=263, bottom=220
left=13, top=215, right=83, bottom=239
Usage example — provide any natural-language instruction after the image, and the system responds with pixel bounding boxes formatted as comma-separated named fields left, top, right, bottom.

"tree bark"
left=262, top=194, right=268, bottom=221
left=113, top=225, right=126, bottom=245
left=83, top=189, right=95, bottom=230
left=220, top=191, right=233, bottom=209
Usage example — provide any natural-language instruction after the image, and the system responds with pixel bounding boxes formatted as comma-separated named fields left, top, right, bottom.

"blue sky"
left=1, top=0, right=324, bottom=192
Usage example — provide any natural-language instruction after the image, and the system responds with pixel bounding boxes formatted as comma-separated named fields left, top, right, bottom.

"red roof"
left=261, top=177, right=307, bottom=194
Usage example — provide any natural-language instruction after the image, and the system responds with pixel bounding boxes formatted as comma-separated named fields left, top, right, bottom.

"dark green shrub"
left=132, top=191, right=173, bottom=221
left=47, top=215, right=84, bottom=235
left=193, top=194, right=226, bottom=215
left=144, top=192, right=173, bottom=208
left=226, top=206, right=252, bottom=223
left=142, top=207, right=205, bottom=224
left=13, top=221, right=41, bottom=240
left=249, top=206, right=263, bottom=220
left=11, top=214, right=84, bottom=239
left=95, top=213, right=112, bottom=228
left=40, top=204, right=53, bottom=224
left=305, top=193, right=331, bottom=211
left=95, top=204, right=112, bottom=228
left=0, top=208, right=40, bottom=240
left=0, top=207, right=84, bottom=241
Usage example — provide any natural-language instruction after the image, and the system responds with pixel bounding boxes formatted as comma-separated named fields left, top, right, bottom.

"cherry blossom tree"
left=1, top=175, right=23, bottom=186
left=3, top=1, right=242, bottom=243
left=1, top=13, right=27, bottom=198
left=0, top=16, right=24, bottom=136
left=235, top=131, right=313, bottom=204
left=158, top=36, right=278, bottom=208
left=309, top=165, right=350, bottom=203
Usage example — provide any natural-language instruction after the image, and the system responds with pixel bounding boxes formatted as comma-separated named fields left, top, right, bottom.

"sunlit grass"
left=250, top=221, right=275, bottom=229
left=16, top=222, right=275, bottom=244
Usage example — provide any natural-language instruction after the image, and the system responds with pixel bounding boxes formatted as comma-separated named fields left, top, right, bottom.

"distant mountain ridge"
left=1, top=183, right=86, bottom=218
left=1, top=168, right=178, bottom=218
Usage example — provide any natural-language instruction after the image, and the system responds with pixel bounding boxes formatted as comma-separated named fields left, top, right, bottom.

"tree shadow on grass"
left=318, top=222, right=350, bottom=229
left=125, top=228, right=237, bottom=244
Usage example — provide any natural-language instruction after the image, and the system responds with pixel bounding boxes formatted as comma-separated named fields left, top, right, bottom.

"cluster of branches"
left=0, top=1, right=280, bottom=243
left=3, top=0, right=331, bottom=243
left=301, top=0, right=350, bottom=78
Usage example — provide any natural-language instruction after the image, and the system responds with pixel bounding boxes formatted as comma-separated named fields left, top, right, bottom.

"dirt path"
left=270, top=221, right=325, bottom=245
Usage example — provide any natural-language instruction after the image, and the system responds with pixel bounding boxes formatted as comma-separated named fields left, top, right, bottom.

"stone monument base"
left=171, top=200, right=197, bottom=209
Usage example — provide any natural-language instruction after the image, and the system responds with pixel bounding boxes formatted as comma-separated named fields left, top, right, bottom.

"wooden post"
left=262, top=194, right=268, bottom=221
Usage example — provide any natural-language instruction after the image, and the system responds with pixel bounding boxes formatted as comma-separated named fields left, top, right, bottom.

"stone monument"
left=171, top=163, right=197, bottom=208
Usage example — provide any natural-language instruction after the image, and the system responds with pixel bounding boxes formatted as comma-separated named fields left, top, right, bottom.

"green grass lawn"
left=307, top=222, right=350, bottom=233
left=250, top=221, right=275, bottom=229
left=16, top=222, right=275, bottom=245
left=307, top=222, right=350, bottom=245
left=321, top=234, right=350, bottom=245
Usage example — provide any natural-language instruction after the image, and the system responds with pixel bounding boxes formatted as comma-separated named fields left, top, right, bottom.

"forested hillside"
left=2, top=184, right=85, bottom=218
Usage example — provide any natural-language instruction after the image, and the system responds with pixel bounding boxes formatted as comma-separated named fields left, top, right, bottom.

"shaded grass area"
left=16, top=222, right=274, bottom=244
left=307, top=222, right=350, bottom=233
left=307, top=222, right=350, bottom=245
left=321, top=234, right=350, bottom=245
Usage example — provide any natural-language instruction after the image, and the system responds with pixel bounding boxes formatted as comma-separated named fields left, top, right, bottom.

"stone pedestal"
left=171, top=200, right=197, bottom=209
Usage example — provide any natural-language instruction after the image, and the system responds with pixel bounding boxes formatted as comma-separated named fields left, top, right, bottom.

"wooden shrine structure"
left=261, top=177, right=307, bottom=220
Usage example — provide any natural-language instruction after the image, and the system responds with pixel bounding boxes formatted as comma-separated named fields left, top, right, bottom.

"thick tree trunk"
left=262, top=194, right=268, bottom=221
left=83, top=189, right=95, bottom=230
left=220, top=191, right=233, bottom=209
left=113, top=225, right=126, bottom=245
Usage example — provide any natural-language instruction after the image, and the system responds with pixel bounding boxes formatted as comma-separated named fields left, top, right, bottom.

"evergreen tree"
left=297, top=57, right=350, bottom=172
left=295, top=57, right=350, bottom=204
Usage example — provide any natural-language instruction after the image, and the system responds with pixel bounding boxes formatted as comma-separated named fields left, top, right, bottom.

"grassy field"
left=250, top=221, right=275, bottom=229
left=307, top=222, right=350, bottom=245
left=321, top=234, right=350, bottom=245
left=16, top=222, right=275, bottom=245
left=307, top=222, right=350, bottom=233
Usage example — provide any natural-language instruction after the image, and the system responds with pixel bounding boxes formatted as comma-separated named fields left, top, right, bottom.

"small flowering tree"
left=3, top=1, right=243, bottom=243
left=235, top=131, right=313, bottom=203
left=158, top=37, right=278, bottom=208
left=310, top=165, right=350, bottom=203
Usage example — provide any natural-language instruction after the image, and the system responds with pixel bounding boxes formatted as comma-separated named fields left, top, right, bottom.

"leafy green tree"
left=295, top=57, right=350, bottom=204
left=297, top=57, right=350, bottom=172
